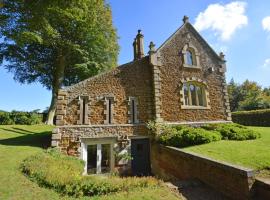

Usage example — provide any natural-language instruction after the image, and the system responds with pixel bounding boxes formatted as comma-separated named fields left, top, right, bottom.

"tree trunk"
left=46, top=88, right=58, bottom=125
left=46, top=53, right=66, bottom=125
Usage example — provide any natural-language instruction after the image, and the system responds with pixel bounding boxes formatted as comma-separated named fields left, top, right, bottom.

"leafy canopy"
left=0, top=0, right=119, bottom=89
left=228, top=79, right=270, bottom=111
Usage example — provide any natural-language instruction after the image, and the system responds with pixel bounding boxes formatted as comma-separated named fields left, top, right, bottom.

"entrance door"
left=131, top=138, right=151, bottom=176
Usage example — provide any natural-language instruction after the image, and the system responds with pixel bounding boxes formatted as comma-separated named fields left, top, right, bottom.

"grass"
left=0, top=125, right=180, bottom=200
left=183, top=126, right=270, bottom=171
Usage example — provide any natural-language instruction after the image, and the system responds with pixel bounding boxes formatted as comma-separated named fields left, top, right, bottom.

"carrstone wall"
left=158, top=24, right=230, bottom=122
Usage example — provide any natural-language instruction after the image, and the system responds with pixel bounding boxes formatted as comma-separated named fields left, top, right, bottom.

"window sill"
left=183, top=64, right=202, bottom=70
left=181, top=105, right=210, bottom=110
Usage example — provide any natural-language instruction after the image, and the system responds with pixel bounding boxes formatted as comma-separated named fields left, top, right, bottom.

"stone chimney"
left=133, top=30, right=144, bottom=60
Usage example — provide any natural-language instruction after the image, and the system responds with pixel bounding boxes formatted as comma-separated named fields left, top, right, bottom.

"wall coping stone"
left=162, top=120, right=232, bottom=125
left=56, top=123, right=146, bottom=128
left=165, top=145, right=255, bottom=178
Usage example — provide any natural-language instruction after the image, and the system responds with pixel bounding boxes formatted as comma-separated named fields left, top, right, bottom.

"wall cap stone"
left=164, top=145, right=255, bottom=178
left=56, top=123, right=146, bottom=128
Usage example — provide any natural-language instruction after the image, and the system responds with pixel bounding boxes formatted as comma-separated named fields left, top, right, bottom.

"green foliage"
left=21, top=149, right=160, bottom=197
left=154, top=123, right=260, bottom=148
left=158, top=126, right=221, bottom=147
left=0, top=111, right=14, bottom=125
left=0, top=0, right=119, bottom=89
left=202, top=123, right=261, bottom=140
left=232, top=109, right=270, bottom=127
left=228, top=79, right=270, bottom=111
left=0, top=0, right=119, bottom=123
left=0, top=111, right=43, bottom=125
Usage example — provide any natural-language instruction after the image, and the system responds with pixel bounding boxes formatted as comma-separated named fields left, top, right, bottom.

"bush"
left=0, top=111, right=43, bottom=125
left=158, top=126, right=221, bottom=147
left=21, top=149, right=160, bottom=197
left=202, top=123, right=261, bottom=140
left=156, top=123, right=260, bottom=148
left=0, top=112, right=14, bottom=125
left=232, top=109, right=270, bottom=127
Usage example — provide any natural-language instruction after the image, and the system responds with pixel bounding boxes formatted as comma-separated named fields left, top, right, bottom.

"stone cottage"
left=51, top=16, right=231, bottom=176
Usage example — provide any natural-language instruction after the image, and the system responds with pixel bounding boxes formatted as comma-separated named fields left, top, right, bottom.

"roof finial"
left=219, top=52, right=225, bottom=61
left=183, top=15, right=189, bottom=24
left=148, top=41, right=156, bottom=54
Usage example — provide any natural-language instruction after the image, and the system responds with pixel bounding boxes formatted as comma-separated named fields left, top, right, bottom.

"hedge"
left=232, top=109, right=270, bottom=126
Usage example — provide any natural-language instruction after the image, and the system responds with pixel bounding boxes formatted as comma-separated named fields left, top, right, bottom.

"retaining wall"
left=151, top=144, right=256, bottom=200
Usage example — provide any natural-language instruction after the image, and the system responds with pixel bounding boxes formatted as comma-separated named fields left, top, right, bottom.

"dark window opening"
left=82, top=98, right=86, bottom=124
left=108, top=99, right=112, bottom=124
left=131, top=99, right=135, bottom=123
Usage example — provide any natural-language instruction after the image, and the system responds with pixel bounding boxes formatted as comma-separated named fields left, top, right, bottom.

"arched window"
left=182, top=44, right=200, bottom=68
left=186, top=50, right=194, bottom=66
left=183, top=82, right=206, bottom=107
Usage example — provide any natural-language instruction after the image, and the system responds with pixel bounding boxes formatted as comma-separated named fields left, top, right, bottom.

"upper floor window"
left=186, top=50, right=194, bottom=65
left=182, top=44, right=200, bottom=69
left=128, top=97, right=138, bottom=124
left=78, top=96, right=89, bottom=125
left=183, top=82, right=206, bottom=107
left=104, top=96, right=115, bottom=124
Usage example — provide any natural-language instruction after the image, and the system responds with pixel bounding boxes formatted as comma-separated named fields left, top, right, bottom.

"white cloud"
left=262, top=16, right=270, bottom=32
left=262, top=58, right=270, bottom=70
left=194, top=1, right=248, bottom=41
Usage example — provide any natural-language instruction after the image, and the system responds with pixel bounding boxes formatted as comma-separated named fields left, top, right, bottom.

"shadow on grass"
left=0, top=131, right=51, bottom=149
left=0, top=127, right=37, bottom=135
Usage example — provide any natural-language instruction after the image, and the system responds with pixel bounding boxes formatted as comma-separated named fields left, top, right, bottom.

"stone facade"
left=52, top=17, right=231, bottom=174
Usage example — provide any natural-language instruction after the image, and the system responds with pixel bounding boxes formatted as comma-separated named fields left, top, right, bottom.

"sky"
left=0, top=0, right=270, bottom=112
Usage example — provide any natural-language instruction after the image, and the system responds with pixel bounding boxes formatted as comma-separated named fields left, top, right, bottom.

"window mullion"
left=188, top=84, right=192, bottom=106
left=195, top=86, right=199, bottom=106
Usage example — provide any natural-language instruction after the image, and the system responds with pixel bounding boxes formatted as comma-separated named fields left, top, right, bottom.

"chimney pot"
left=133, top=29, right=145, bottom=60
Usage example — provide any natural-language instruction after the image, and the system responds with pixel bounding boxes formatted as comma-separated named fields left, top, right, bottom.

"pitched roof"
left=65, top=56, right=149, bottom=91
left=156, top=22, right=223, bottom=62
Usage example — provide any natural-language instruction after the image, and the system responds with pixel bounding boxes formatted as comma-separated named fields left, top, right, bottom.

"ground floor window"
left=81, top=138, right=115, bottom=174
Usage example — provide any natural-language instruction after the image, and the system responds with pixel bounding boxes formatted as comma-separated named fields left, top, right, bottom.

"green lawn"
left=0, top=125, right=180, bottom=200
left=183, top=126, right=270, bottom=171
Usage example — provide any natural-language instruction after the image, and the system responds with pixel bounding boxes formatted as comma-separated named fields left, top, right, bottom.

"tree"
left=228, top=79, right=270, bottom=111
left=0, top=0, right=119, bottom=124
left=227, top=78, right=242, bottom=111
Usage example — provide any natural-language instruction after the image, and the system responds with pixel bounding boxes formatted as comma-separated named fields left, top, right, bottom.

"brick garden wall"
left=151, top=144, right=255, bottom=200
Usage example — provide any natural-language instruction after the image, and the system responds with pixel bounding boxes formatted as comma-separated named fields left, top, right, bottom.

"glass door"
left=87, top=143, right=111, bottom=174
left=101, top=144, right=111, bottom=173
left=87, top=145, right=97, bottom=174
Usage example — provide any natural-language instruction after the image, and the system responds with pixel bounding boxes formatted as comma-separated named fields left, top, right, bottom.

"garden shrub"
left=158, top=126, right=221, bottom=147
left=21, top=149, right=160, bottom=197
left=202, top=123, right=261, bottom=140
left=232, top=109, right=270, bottom=127
left=155, top=123, right=260, bottom=148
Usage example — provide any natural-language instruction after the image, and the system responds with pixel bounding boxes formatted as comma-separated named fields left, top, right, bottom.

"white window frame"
left=81, top=137, right=116, bottom=175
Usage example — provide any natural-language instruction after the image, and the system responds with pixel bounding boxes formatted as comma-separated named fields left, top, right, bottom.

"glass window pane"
left=197, top=86, right=204, bottom=106
left=183, top=83, right=189, bottom=105
left=186, top=50, right=193, bottom=65
left=101, top=144, right=111, bottom=173
left=87, top=145, right=97, bottom=174
left=190, top=84, right=197, bottom=106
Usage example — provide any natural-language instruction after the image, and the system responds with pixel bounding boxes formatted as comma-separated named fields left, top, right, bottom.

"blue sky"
left=1, top=0, right=270, bottom=112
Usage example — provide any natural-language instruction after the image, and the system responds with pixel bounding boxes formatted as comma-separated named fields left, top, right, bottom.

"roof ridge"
left=65, top=56, right=149, bottom=91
